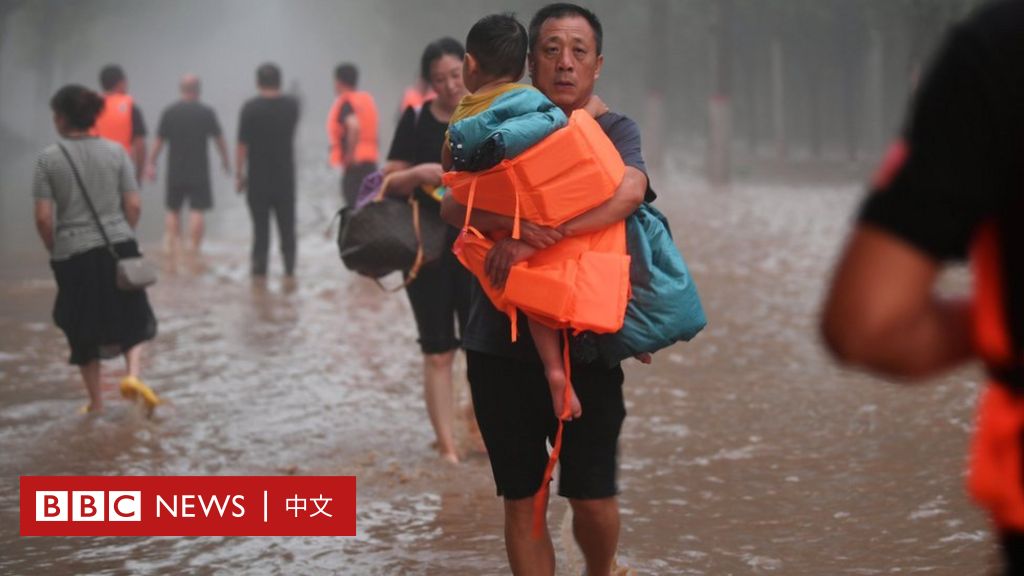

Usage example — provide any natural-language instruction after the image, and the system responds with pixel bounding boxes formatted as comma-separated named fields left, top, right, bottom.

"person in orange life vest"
left=146, top=74, right=230, bottom=256
left=822, top=2, right=1024, bottom=572
left=330, top=63, right=379, bottom=207
left=94, top=65, right=147, bottom=182
left=441, top=12, right=616, bottom=425
left=440, top=5, right=653, bottom=575
left=398, top=77, right=436, bottom=119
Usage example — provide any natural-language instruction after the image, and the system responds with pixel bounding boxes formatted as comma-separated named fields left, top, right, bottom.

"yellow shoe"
left=120, top=376, right=161, bottom=411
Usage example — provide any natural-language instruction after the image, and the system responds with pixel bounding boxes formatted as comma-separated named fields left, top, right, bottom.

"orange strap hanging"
left=532, top=329, right=574, bottom=539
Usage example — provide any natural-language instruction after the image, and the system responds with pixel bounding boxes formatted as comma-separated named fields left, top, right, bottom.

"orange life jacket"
left=400, top=86, right=436, bottom=113
left=445, top=109, right=625, bottom=231
left=327, top=91, right=379, bottom=167
left=445, top=111, right=630, bottom=339
left=968, top=218, right=1024, bottom=530
left=93, top=93, right=134, bottom=152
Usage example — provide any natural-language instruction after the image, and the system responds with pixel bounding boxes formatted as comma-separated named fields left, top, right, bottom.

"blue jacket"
left=449, top=87, right=568, bottom=169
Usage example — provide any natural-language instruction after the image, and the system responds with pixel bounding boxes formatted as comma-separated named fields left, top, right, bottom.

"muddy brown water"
left=0, top=160, right=998, bottom=574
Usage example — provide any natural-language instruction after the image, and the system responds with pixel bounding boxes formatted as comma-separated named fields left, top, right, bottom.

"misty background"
left=0, top=0, right=985, bottom=258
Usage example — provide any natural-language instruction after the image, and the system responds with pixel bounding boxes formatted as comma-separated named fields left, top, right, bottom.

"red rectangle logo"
left=20, top=476, right=356, bottom=536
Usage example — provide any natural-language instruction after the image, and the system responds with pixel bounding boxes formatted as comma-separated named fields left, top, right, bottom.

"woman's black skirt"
left=50, top=241, right=158, bottom=365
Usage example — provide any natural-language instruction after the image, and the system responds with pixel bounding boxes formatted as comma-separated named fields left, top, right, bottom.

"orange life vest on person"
left=400, top=86, right=436, bottom=113
left=444, top=110, right=629, bottom=339
left=327, top=91, right=379, bottom=167
left=967, top=217, right=1024, bottom=530
left=93, top=93, right=134, bottom=152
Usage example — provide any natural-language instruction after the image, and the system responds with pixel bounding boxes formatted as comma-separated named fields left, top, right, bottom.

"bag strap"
left=57, top=143, right=118, bottom=261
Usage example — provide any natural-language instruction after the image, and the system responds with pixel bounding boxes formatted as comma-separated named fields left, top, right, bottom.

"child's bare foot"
left=440, top=450, right=460, bottom=465
left=546, top=368, right=582, bottom=421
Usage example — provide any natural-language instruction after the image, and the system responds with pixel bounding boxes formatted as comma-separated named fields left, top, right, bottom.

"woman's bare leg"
left=80, top=360, right=102, bottom=412
left=424, top=351, right=459, bottom=463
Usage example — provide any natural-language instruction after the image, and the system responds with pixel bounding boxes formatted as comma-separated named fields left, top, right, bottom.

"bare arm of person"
left=439, top=194, right=562, bottom=249
left=558, top=166, right=647, bottom=237
left=821, top=225, right=974, bottom=379
left=214, top=135, right=231, bottom=174
left=343, top=114, right=359, bottom=164
left=380, top=160, right=411, bottom=176
left=34, top=200, right=54, bottom=254
left=146, top=137, right=164, bottom=181
left=441, top=142, right=453, bottom=172
left=235, top=143, right=247, bottom=194
left=122, top=191, right=142, bottom=229
left=383, top=162, right=443, bottom=198
left=131, top=137, right=147, bottom=183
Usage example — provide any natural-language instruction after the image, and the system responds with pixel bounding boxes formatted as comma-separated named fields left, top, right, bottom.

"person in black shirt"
left=147, top=74, right=230, bottom=255
left=822, top=2, right=1024, bottom=572
left=236, top=63, right=300, bottom=279
left=380, top=37, right=471, bottom=465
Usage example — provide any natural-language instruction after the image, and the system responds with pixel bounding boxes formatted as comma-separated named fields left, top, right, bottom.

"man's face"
left=528, top=15, right=603, bottom=113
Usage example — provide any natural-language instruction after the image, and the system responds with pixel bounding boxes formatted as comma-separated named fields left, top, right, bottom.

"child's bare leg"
left=529, top=319, right=581, bottom=420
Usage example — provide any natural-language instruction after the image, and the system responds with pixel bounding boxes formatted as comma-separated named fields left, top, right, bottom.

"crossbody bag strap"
left=57, top=143, right=118, bottom=260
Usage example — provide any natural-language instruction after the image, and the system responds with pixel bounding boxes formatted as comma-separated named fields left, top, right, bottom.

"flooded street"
left=0, top=159, right=997, bottom=575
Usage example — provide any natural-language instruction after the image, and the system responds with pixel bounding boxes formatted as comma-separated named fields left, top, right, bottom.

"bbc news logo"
left=21, top=476, right=356, bottom=536
left=36, top=491, right=141, bottom=522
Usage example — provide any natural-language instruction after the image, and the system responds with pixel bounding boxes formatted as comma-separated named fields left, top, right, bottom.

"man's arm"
left=34, top=200, right=54, bottom=253
left=145, top=137, right=164, bottom=182
left=131, top=137, right=146, bottom=183
left=821, top=225, right=973, bottom=379
left=558, top=166, right=646, bottom=237
left=214, top=135, right=230, bottom=174
left=440, top=193, right=562, bottom=249
left=235, top=143, right=247, bottom=194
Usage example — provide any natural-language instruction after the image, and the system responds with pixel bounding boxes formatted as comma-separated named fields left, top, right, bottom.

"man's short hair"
left=334, top=63, right=358, bottom=88
left=466, top=13, right=528, bottom=81
left=99, top=64, right=125, bottom=91
left=528, top=3, right=603, bottom=55
left=256, top=63, right=282, bottom=89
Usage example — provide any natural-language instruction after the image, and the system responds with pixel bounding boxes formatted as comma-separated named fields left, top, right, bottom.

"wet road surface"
left=0, top=162, right=997, bottom=574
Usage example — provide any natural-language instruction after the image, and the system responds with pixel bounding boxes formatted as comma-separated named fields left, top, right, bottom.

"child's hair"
left=465, top=13, right=528, bottom=82
left=50, top=85, right=105, bottom=130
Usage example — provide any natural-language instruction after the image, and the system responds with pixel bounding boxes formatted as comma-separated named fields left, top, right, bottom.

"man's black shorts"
left=166, top=184, right=212, bottom=212
left=466, top=349, right=626, bottom=501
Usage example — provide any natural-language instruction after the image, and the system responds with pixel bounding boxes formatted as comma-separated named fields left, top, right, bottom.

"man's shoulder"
left=597, top=112, right=639, bottom=140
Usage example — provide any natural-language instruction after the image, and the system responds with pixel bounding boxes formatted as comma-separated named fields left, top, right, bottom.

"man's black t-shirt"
left=461, top=111, right=655, bottom=363
left=859, top=0, right=1024, bottom=260
left=238, top=95, right=299, bottom=195
left=157, top=100, right=222, bottom=190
